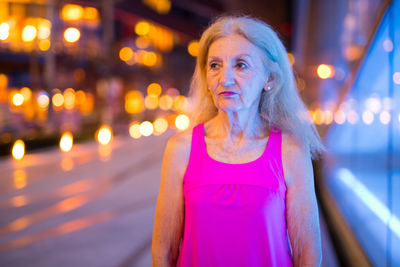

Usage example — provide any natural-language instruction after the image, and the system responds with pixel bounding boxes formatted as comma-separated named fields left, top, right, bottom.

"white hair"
left=188, top=15, right=325, bottom=159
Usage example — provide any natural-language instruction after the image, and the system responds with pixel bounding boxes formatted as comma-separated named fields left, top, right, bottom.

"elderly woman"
left=152, top=15, right=324, bottom=267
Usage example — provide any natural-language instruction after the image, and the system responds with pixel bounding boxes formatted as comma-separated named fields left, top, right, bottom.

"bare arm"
left=152, top=132, right=190, bottom=267
left=282, top=134, right=322, bottom=267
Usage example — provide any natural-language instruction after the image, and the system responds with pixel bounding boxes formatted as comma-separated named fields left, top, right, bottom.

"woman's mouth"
left=219, top=91, right=237, bottom=96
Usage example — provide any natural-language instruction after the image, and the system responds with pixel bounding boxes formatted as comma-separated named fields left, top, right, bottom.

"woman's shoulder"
left=164, top=127, right=193, bottom=164
left=281, top=131, right=308, bottom=155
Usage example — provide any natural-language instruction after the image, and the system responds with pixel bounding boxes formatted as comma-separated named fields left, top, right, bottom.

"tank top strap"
left=265, top=126, right=282, bottom=158
left=189, top=123, right=206, bottom=161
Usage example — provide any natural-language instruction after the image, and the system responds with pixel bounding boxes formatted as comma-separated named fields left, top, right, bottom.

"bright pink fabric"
left=176, top=123, right=293, bottom=267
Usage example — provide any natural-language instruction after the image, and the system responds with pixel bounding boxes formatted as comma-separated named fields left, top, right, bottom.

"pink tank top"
left=176, top=123, right=293, bottom=267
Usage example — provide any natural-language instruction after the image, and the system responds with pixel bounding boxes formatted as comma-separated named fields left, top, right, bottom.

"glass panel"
left=323, top=1, right=400, bottom=265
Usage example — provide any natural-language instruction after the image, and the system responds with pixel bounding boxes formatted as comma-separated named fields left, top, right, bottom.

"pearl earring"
left=266, top=86, right=272, bottom=90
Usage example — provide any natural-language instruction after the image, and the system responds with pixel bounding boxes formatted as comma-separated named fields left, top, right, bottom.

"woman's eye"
left=236, top=62, right=247, bottom=69
left=209, top=62, right=219, bottom=69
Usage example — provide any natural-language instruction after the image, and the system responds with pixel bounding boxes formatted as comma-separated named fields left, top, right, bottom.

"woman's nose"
left=219, top=66, right=235, bottom=87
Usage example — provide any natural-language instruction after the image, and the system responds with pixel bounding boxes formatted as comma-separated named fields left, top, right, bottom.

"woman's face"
left=206, top=34, right=269, bottom=112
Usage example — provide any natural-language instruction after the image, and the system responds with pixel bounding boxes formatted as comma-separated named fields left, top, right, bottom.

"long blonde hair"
left=189, top=15, right=325, bottom=159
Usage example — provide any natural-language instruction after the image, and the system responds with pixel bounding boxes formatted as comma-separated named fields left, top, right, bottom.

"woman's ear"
left=263, top=73, right=275, bottom=91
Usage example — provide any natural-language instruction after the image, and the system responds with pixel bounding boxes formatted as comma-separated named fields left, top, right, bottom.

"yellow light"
left=129, top=123, right=142, bottom=139
left=84, top=7, right=99, bottom=21
left=379, top=111, right=391, bottom=124
left=125, top=90, right=144, bottom=114
left=61, top=4, right=84, bottom=21
left=96, top=125, right=113, bottom=145
left=347, top=110, right=359, bottom=124
left=144, top=95, right=159, bottom=110
left=12, top=93, right=24, bottom=106
left=64, top=27, right=80, bottom=43
left=147, top=82, right=162, bottom=96
left=22, top=25, right=37, bottom=42
left=38, top=20, right=51, bottom=39
left=52, top=93, right=64, bottom=107
left=334, top=110, right=346, bottom=124
left=135, top=21, right=150, bottom=36
left=159, top=95, right=173, bottom=110
left=119, top=47, right=133, bottom=61
left=154, top=118, right=168, bottom=134
left=0, top=73, right=8, bottom=87
left=13, top=169, right=26, bottom=189
left=12, top=140, right=25, bottom=160
left=39, top=39, right=51, bottom=51
left=317, top=64, right=334, bottom=79
left=287, top=52, right=295, bottom=66
left=142, top=51, right=157, bottom=66
left=324, top=110, right=333, bottom=125
left=136, top=36, right=150, bottom=49
left=362, top=110, right=374, bottom=125
left=187, top=40, right=199, bottom=57
left=64, top=88, right=75, bottom=110
left=175, top=114, right=190, bottom=130
left=0, top=22, right=10, bottom=40
left=312, top=109, right=324, bottom=125
left=37, top=92, right=49, bottom=108
left=140, top=121, right=154, bottom=136
left=143, top=0, right=171, bottom=14
left=20, top=87, right=31, bottom=101
left=173, top=95, right=188, bottom=112
left=60, top=132, right=73, bottom=152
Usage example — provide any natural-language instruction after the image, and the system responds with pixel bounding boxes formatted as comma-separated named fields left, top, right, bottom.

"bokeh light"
left=96, top=125, right=113, bottom=145
left=362, top=110, right=374, bottom=125
left=188, top=40, right=199, bottom=57
left=379, top=111, right=391, bottom=124
left=37, top=92, right=50, bottom=108
left=147, top=82, right=162, bottom=96
left=334, top=110, right=346, bottom=124
left=393, top=72, right=400, bottom=85
left=39, top=39, right=51, bottom=51
left=135, top=21, right=150, bottom=36
left=0, top=22, right=10, bottom=40
left=64, top=27, right=81, bottom=43
left=317, top=64, right=335, bottom=79
left=22, top=25, right=37, bottom=42
left=60, top=132, right=73, bottom=152
left=347, top=110, right=359, bottom=124
left=154, top=118, right=168, bottom=134
left=159, top=95, right=173, bottom=110
left=12, top=93, right=24, bottom=106
left=64, top=88, right=76, bottom=110
left=175, top=114, right=190, bottom=130
left=12, top=140, right=25, bottom=160
left=142, top=51, right=157, bottom=66
left=129, top=123, right=142, bottom=139
left=119, top=47, right=134, bottom=62
left=144, top=95, right=159, bottom=110
left=52, top=93, right=64, bottom=108
left=61, top=4, right=84, bottom=21
left=140, top=121, right=154, bottom=136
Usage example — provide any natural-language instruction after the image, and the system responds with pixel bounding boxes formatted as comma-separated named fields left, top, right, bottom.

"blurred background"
left=0, top=0, right=399, bottom=266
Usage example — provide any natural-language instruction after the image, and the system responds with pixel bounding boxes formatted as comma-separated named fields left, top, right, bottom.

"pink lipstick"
left=219, top=91, right=237, bottom=96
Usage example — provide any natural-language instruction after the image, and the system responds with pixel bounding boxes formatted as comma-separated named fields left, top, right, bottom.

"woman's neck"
left=209, top=108, right=267, bottom=142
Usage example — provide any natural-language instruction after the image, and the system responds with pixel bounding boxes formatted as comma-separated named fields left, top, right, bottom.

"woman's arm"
left=282, top=134, right=322, bottom=267
left=152, top=132, right=191, bottom=267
